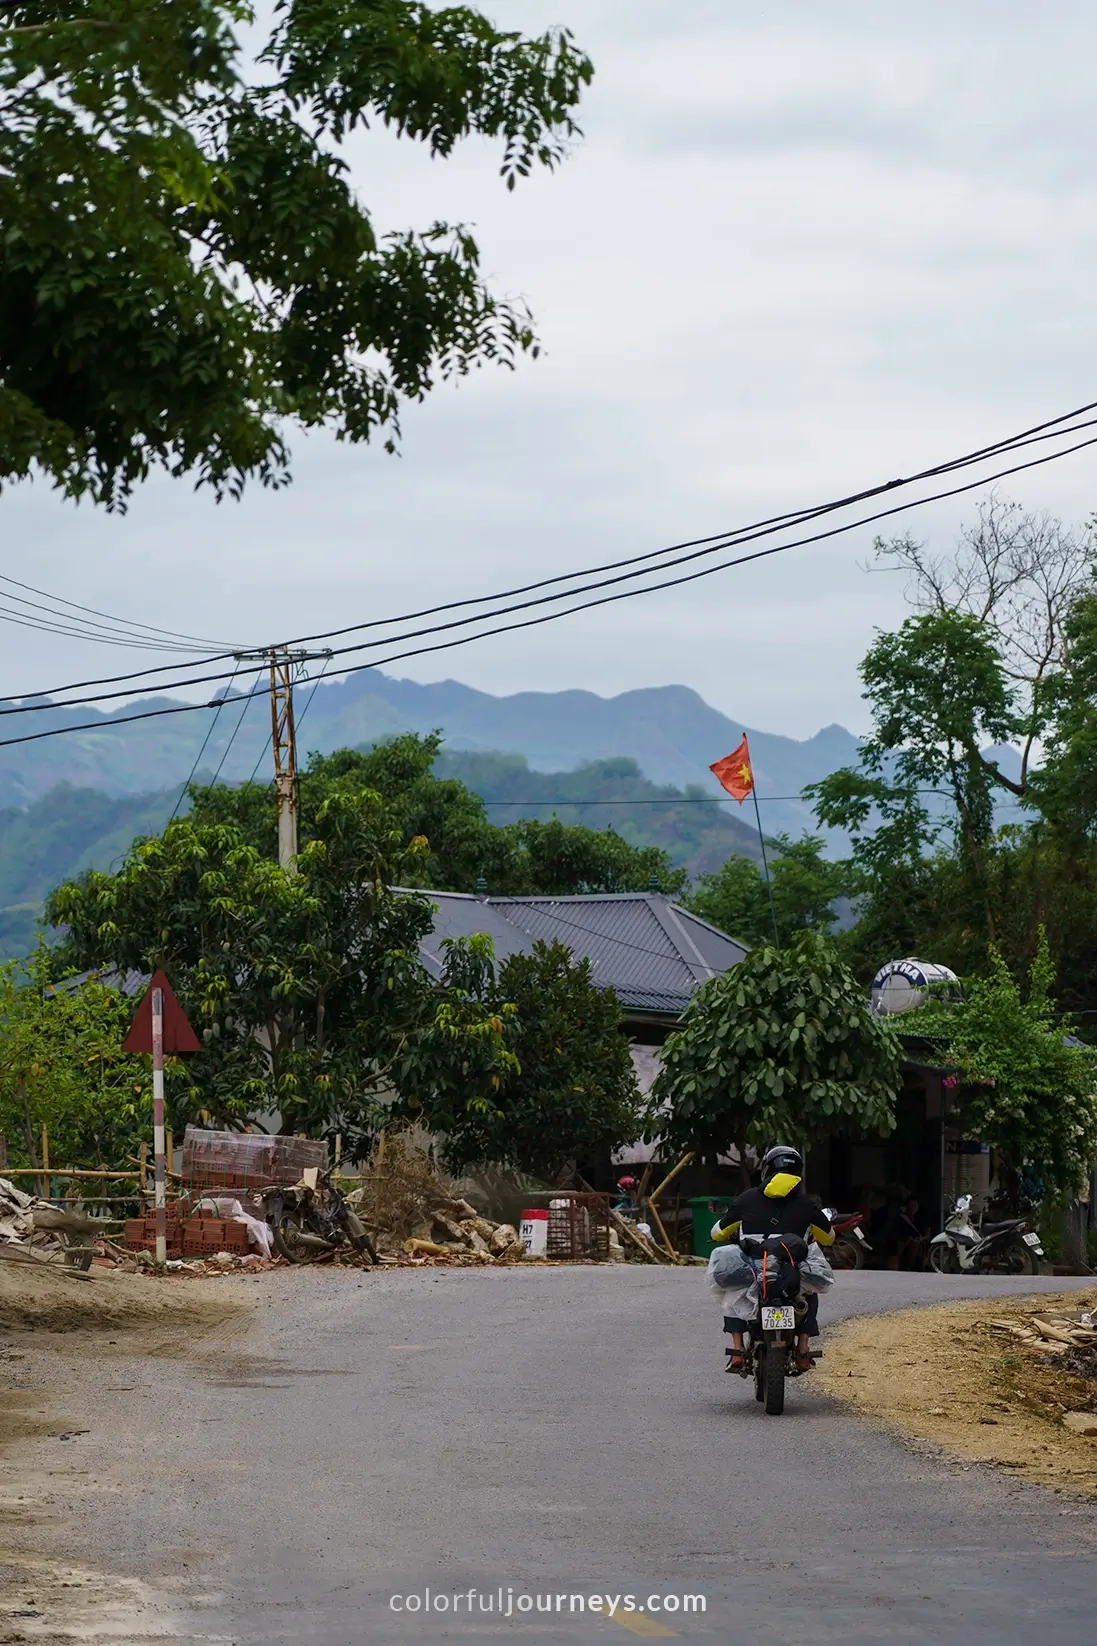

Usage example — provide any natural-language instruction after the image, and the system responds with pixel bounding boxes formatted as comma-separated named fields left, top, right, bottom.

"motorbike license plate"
left=1022, top=1232, right=1041, bottom=1246
left=760, top=1306, right=795, bottom=1331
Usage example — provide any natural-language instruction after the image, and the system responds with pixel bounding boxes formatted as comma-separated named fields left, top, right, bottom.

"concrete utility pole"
left=235, top=645, right=333, bottom=872
left=151, top=984, right=167, bottom=1266
left=268, top=647, right=299, bottom=871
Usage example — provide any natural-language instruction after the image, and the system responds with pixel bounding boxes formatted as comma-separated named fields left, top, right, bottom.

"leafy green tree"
left=1027, top=583, right=1097, bottom=842
left=428, top=936, right=642, bottom=1177
left=0, top=946, right=147, bottom=1168
left=45, top=792, right=514, bottom=1147
left=810, top=610, right=1018, bottom=941
left=901, top=932, right=1097, bottom=1199
left=688, top=833, right=850, bottom=945
left=651, top=932, right=900, bottom=1183
left=1, top=0, right=591, bottom=506
left=509, top=815, right=687, bottom=897
left=189, top=733, right=686, bottom=896
left=811, top=503, right=1095, bottom=978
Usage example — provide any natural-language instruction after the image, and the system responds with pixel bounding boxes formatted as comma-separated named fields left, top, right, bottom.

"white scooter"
left=929, top=1193, right=1044, bottom=1275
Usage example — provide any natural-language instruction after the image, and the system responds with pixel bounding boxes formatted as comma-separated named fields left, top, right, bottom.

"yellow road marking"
left=608, top=1614, right=679, bottom=1638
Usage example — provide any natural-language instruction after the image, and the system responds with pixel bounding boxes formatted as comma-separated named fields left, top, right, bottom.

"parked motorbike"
left=739, top=1232, right=814, bottom=1416
left=261, top=1170, right=378, bottom=1266
left=825, top=1208, right=871, bottom=1270
left=928, top=1193, right=1044, bottom=1275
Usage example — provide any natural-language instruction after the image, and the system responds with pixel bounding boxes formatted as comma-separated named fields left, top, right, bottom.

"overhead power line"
left=251, top=402, right=1097, bottom=654
left=166, top=660, right=243, bottom=823
left=1, top=401, right=1096, bottom=750
left=208, top=666, right=265, bottom=788
left=0, top=575, right=242, bottom=655
left=0, top=572, right=237, bottom=650
left=4, top=395, right=1096, bottom=709
left=4, top=411, right=1097, bottom=728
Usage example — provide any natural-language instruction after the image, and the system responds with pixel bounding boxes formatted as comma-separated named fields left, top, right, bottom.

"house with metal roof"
left=410, top=890, right=748, bottom=1037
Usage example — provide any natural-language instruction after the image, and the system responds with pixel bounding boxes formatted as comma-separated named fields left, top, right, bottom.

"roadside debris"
left=336, top=1132, right=521, bottom=1263
left=6, top=1126, right=672, bottom=1279
left=0, top=1174, right=42, bottom=1248
left=0, top=1175, right=103, bottom=1272
left=986, top=1301, right=1097, bottom=1380
left=379, top=1194, right=524, bottom=1265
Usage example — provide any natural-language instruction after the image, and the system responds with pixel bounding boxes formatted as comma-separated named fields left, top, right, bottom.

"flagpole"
left=709, top=733, right=780, bottom=948
left=750, top=776, right=780, bottom=948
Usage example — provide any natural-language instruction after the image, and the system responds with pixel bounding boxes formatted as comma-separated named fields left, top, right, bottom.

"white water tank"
left=870, top=958, right=960, bottom=1017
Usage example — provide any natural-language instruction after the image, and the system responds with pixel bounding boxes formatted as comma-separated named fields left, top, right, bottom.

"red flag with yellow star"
left=710, top=735, right=754, bottom=804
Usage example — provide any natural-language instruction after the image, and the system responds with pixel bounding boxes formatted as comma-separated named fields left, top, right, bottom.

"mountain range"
left=0, top=668, right=860, bottom=836
left=0, top=670, right=867, bottom=961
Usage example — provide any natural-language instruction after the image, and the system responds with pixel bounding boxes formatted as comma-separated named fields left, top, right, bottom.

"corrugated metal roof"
left=406, top=890, right=747, bottom=1013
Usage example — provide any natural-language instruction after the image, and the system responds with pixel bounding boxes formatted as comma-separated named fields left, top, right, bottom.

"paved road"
left=4, top=1267, right=1095, bottom=1645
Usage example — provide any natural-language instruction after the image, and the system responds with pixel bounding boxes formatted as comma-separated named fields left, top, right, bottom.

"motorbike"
left=739, top=1232, right=814, bottom=1416
left=928, top=1193, right=1044, bottom=1275
left=826, top=1208, right=871, bottom=1270
left=260, top=1169, right=378, bottom=1266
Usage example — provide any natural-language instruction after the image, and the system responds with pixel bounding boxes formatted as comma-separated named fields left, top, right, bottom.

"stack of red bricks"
left=125, top=1207, right=250, bottom=1257
left=179, top=1127, right=327, bottom=1194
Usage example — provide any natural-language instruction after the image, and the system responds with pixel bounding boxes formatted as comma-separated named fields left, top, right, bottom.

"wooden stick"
left=166, top=1130, right=174, bottom=1177
left=127, top=1152, right=182, bottom=1182
left=636, top=1163, right=653, bottom=1200
left=646, top=1199, right=680, bottom=1262
left=1, top=1168, right=142, bottom=1180
left=648, top=1150, right=694, bottom=1206
left=608, top=1203, right=670, bottom=1264
left=1032, top=1318, right=1078, bottom=1345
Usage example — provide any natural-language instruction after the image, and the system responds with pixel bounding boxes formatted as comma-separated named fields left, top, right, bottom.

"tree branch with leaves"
left=1, top=0, right=592, bottom=507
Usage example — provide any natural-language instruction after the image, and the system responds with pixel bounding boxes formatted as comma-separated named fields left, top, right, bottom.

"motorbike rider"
left=710, top=1146, right=834, bottom=1374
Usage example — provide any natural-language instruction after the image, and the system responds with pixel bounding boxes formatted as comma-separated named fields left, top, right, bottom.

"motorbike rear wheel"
left=763, top=1345, right=786, bottom=1415
left=271, top=1211, right=330, bottom=1265
left=981, top=1239, right=1039, bottom=1277
left=830, top=1234, right=865, bottom=1271
left=929, top=1242, right=959, bottom=1275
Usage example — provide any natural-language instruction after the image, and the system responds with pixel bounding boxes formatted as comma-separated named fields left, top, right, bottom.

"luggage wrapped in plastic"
left=800, top=1241, right=835, bottom=1292
left=707, top=1242, right=754, bottom=1296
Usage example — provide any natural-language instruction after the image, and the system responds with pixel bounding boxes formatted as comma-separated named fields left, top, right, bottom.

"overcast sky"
left=4, top=0, right=1097, bottom=739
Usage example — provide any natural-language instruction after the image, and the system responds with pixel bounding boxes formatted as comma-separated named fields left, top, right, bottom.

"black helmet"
left=761, top=1145, right=803, bottom=1184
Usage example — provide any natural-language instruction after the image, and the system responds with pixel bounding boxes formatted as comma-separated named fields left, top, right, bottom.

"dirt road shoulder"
left=818, top=1288, right=1097, bottom=1498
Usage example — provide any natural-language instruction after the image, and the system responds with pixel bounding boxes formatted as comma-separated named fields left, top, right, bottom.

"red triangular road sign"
left=123, top=969, right=202, bottom=1055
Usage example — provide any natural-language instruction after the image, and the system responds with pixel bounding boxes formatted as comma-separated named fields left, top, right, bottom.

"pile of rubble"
left=0, top=1175, right=104, bottom=1269
left=985, top=1297, right=1097, bottom=1440
left=126, top=1251, right=282, bottom=1279
left=349, top=1185, right=524, bottom=1264
left=987, top=1299, right=1097, bottom=1393
left=338, top=1134, right=522, bottom=1263
left=0, top=1175, right=41, bottom=1250
left=988, top=1301, right=1097, bottom=1359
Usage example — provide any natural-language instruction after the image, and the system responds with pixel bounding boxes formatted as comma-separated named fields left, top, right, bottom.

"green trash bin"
left=689, top=1195, right=737, bottom=1259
